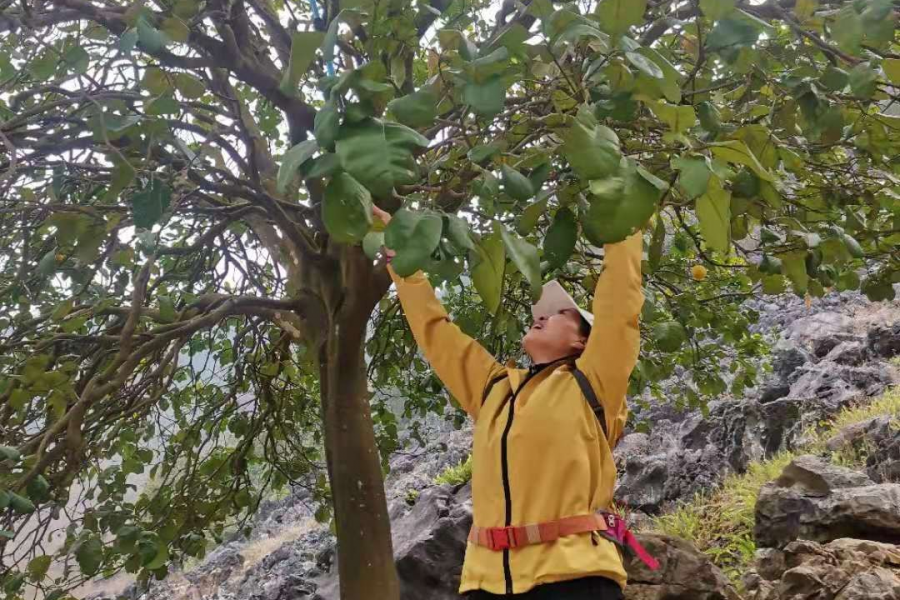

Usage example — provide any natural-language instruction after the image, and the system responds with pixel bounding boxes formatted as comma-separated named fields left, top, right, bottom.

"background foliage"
left=0, top=0, right=898, bottom=597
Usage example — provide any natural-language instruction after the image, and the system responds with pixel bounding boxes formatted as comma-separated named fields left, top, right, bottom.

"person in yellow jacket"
left=373, top=206, right=646, bottom=599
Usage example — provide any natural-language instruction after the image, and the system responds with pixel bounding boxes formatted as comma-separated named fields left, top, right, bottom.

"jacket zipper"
left=499, top=369, right=540, bottom=594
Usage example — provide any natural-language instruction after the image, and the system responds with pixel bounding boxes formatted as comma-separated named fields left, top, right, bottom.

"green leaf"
left=445, top=215, right=475, bottom=254
left=471, top=231, right=505, bottom=314
left=362, top=231, right=385, bottom=260
left=130, top=179, right=171, bottom=229
left=467, top=144, right=500, bottom=163
left=649, top=101, right=696, bottom=133
left=794, top=0, right=818, bottom=20
left=0, top=529, right=14, bottom=540
left=335, top=119, right=428, bottom=198
left=29, top=51, right=58, bottom=81
left=653, top=321, right=686, bottom=352
left=62, top=45, right=89, bottom=74
left=583, top=163, right=659, bottom=244
left=174, top=73, right=204, bottom=99
left=848, top=63, right=878, bottom=99
left=27, top=556, right=51, bottom=581
left=136, top=16, right=169, bottom=53
left=861, top=277, right=895, bottom=302
left=463, top=75, right=507, bottom=117
left=0, top=446, right=20, bottom=462
left=706, top=14, right=761, bottom=52
left=26, top=475, right=50, bottom=503
left=158, top=296, right=177, bottom=323
left=625, top=52, right=663, bottom=79
left=500, top=164, right=534, bottom=201
left=820, top=65, right=849, bottom=91
left=160, top=17, right=189, bottom=43
left=833, top=5, right=862, bottom=55
left=314, top=105, right=340, bottom=152
left=697, top=101, right=721, bottom=133
left=517, top=195, right=549, bottom=234
left=322, top=173, right=373, bottom=244
left=695, top=178, right=731, bottom=253
left=779, top=251, right=809, bottom=294
left=144, top=540, right=169, bottom=570
left=544, top=207, right=577, bottom=269
left=672, top=156, right=711, bottom=199
left=277, top=140, right=318, bottom=193
left=595, top=0, right=647, bottom=39
left=710, top=140, right=774, bottom=181
left=280, top=31, right=325, bottom=95
left=302, top=153, right=341, bottom=179
left=9, top=492, right=35, bottom=514
left=384, top=209, right=443, bottom=277
left=884, top=59, right=900, bottom=85
left=561, top=113, right=621, bottom=181
left=648, top=215, right=665, bottom=271
left=119, top=28, right=138, bottom=55
left=387, top=89, right=438, bottom=128
left=76, top=537, right=104, bottom=577
left=105, top=161, right=136, bottom=202
left=500, top=226, right=542, bottom=301
left=700, top=0, right=735, bottom=20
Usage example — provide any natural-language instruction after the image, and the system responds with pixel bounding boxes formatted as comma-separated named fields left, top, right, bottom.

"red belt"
left=468, top=511, right=659, bottom=570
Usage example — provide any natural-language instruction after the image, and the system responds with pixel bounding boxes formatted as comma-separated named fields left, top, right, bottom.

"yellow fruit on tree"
left=691, top=265, right=708, bottom=281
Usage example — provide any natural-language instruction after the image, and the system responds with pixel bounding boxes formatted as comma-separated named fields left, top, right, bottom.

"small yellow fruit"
left=691, top=265, right=708, bottom=281
left=55, top=253, right=65, bottom=263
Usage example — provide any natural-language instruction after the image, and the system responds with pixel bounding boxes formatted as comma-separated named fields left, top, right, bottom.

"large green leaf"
left=280, top=31, right=325, bottom=95
left=136, top=16, right=169, bottom=53
left=470, top=231, right=505, bottom=314
left=277, top=140, right=318, bottom=193
left=561, top=113, right=621, bottom=181
left=75, top=537, right=104, bottom=577
left=595, top=0, right=647, bottom=39
left=387, top=89, right=438, bottom=128
left=695, top=178, right=731, bottom=253
left=779, top=251, right=809, bottom=294
left=848, top=64, right=877, bottom=99
left=653, top=321, right=686, bottom=352
left=335, top=119, right=428, bottom=198
left=322, top=173, right=373, bottom=244
left=444, top=215, right=475, bottom=254
left=314, top=105, right=340, bottom=152
left=174, top=73, right=204, bottom=99
left=700, top=0, right=735, bottom=21
left=463, top=75, right=507, bottom=117
left=582, top=163, right=660, bottom=244
left=27, top=555, right=52, bottom=581
left=8, top=492, right=35, bottom=514
left=517, top=195, right=549, bottom=234
left=650, top=101, right=696, bottom=133
left=833, top=5, right=862, bottom=55
left=706, top=13, right=762, bottom=52
left=499, top=226, right=541, bottom=301
left=544, top=207, right=577, bottom=269
left=130, top=179, right=171, bottom=229
left=710, top=140, right=774, bottom=181
left=884, top=59, right=900, bottom=85
left=500, top=164, right=534, bottom=201
left=672, top=156, right=712, bottom=198
left=384, top=209, right=443, bottom=277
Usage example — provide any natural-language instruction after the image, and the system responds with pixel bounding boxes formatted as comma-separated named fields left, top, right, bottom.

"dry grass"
left=237, top=518, right=315, bottom=570
left=650, top=386, right=899, bottom=585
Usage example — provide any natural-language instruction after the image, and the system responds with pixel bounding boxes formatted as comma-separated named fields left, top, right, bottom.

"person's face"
left=522, top=308, right=587, bottom=363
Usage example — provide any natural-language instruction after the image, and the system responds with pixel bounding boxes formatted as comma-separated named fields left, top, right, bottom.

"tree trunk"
left=319, top=255, right=399, bottom=600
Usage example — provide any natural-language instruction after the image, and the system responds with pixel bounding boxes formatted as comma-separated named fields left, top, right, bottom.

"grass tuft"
left=650, top=386, right=899, bottom=585
left=434, top=456, right=472, bottom=486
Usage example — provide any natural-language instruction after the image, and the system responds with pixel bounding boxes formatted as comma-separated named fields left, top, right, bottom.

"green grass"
left=650, top=386, right=900, bottom=585
left=434, top=456, right=472, bottom=486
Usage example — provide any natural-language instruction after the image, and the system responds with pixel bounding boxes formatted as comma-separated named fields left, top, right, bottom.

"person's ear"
left=572, top=337, right=587, bottom=353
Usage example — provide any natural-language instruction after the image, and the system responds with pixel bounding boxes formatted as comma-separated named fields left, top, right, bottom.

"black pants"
left=466, top=576, right=623, bottom=599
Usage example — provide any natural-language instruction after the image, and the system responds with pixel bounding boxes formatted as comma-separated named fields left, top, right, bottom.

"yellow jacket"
left=389, top=232, right=643, bottom=595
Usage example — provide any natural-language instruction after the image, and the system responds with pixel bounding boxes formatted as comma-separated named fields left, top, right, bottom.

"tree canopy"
left=1, top=0, right=898, bottom=598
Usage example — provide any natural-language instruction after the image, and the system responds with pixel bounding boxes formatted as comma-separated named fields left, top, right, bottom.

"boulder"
left=755, top=457, right=900, bottom=549
left=623, top=534, right=741, bottom=600
left=744, top=538, right=900, bottom=600
left=868, top=323, right=900, bottom=359
left=824, top=415, right=900, bottom=484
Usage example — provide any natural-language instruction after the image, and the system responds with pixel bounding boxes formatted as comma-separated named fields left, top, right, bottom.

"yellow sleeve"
left=575, top=232, right=644, bottom=445
left=389, top=266, right=504, bottom=420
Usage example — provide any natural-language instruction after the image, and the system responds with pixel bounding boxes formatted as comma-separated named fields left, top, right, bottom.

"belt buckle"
left=489, top=527, right=513, bottom=551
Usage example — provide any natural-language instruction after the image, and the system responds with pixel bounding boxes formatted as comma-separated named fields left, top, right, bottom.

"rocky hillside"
left=99, top=291, right=899, bottom=600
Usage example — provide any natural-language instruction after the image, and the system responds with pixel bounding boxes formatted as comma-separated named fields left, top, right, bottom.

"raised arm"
left=389, top=268, right=504, bottom=420
left=575, top=231, right=644, bottom=445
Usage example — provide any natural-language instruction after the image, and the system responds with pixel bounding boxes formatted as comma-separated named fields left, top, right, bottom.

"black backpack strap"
left=572, top=367, right=609, bottom=441
left=481, top=372, right=509, bottom=406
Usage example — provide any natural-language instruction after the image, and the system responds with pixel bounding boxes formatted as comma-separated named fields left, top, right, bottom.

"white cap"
left=531, top=280, right=593, bottom=328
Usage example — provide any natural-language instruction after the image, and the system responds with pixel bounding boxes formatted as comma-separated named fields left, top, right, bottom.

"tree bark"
left=318, top=249, right=399, bottom=600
